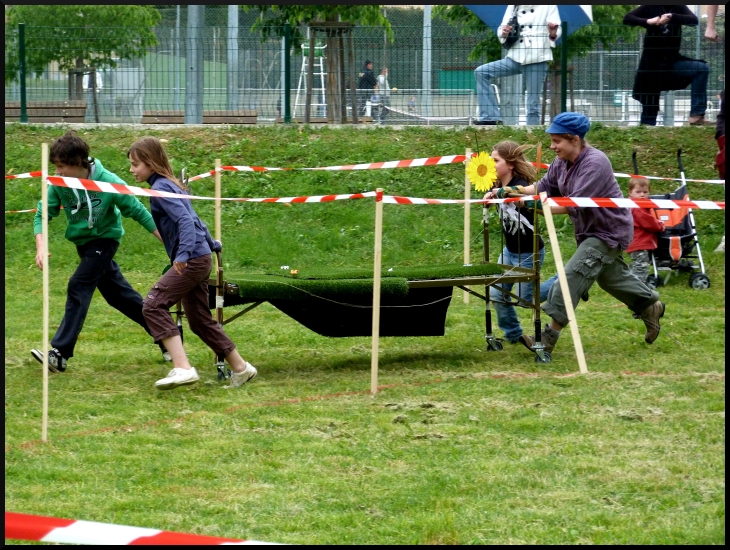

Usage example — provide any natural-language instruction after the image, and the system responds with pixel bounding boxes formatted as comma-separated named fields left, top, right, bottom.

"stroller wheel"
left=688, top=273, right=710, bottom=290
left=646, top=275, right=663, bottom=290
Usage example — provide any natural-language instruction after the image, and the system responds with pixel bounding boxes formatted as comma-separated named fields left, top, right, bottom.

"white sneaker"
left=228, top=362, right=257, bottom=388
left=162, top=351, right=172, bottom=362
left=155, top=367, right=199, bottom=390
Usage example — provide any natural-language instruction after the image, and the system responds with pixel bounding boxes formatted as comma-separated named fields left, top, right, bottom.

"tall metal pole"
left=422, top=5, right=432, bottom=117
left=227, top=4, right=239, bottom=111
left=175, top=6, right=180, bottom=110
left=284, top=21, right=291, bottom=123
left=185, top=5, right=204, bottom=124
left=19, top=23, right=28, bottom=123
left=560, top=21, right=568, bottom=113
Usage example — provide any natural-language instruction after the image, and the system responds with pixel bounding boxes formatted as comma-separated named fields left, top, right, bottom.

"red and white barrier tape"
left=5, top=511, right=281, bottom=545
left=44, top=176, right=376, bottom=203
left=4, top=171, right=42, bottom=179
left=7, top=158, right=724, bottom=184
left=384, top=195, right=725, bottom=210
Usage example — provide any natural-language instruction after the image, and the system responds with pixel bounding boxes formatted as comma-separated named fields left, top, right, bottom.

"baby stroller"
left=637, top=149, right=710, bottom=290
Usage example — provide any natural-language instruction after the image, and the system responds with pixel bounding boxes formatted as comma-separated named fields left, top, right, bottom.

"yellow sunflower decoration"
left=466, top=151, right=498, bottom=192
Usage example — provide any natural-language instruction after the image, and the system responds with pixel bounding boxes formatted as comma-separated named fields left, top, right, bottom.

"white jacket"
left=498, top=5, right=561, bottom=66
left=377, top=74, right=390, bottom=98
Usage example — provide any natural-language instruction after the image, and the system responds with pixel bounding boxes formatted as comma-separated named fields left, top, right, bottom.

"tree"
left=243, top=5, right=393, bottom=122
left=5, top=5, right=161, bottom=100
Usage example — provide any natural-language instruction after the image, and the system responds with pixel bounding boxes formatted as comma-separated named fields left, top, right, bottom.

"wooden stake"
left=463, top=148, right=472, bottom=304
left=41, top=143, right=49, bottom=442
left=371, top=189, right=384, bottom=395
left=536, top=143, right=542, bottom=176
left=214, top=158, right=222, bottom=241
left=539, top=191, right=588, bottom=374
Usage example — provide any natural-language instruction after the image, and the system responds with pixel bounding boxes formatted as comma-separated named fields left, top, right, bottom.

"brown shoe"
left=687, top=115, right=711, bottom=126
left=639, top=301, right=665, bottom=344
left=519, top=324, right=561, bottom=354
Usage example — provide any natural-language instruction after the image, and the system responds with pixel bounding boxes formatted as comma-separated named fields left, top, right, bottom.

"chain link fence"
left=4, top=7, right=725, bottom=126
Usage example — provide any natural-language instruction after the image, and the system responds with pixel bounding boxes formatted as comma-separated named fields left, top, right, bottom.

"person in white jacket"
left=474, top=5, right=561, bottom=125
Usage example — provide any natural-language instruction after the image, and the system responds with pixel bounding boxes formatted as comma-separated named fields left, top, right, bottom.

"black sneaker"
left=31, top=348, right=67, bottom=373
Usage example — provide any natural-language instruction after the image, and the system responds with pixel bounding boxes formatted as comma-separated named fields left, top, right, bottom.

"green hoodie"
left=33, top=158, right=157, bottom=246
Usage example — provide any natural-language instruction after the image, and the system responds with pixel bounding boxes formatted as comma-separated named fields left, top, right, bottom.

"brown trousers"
left=142, top=254, right=236, bottom=358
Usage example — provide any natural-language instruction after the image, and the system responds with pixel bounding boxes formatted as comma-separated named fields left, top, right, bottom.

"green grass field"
left=4, top=123, right=725, bottom=544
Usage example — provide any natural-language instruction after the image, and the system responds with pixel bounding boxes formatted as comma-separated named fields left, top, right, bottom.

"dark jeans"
left=142, top=254, right=236, bottom=359
left=640, top=59, right=710, bottom=125
left=52, top=238, right=158, bottom=359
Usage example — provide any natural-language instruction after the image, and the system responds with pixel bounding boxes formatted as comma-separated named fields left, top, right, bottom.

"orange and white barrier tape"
left=5, top=511, right=282, bottom=545
left=7, top=157, right=724, bottom=184
left=4, top=171, right=42, bottom=179
left=383, top=194, right=725, bottom=210
left=45, top=175, right=376, bottom=203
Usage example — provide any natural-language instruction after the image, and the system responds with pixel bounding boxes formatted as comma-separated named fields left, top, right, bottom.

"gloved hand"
left=522, top=199, right=544, bottom=214
left=495, top=185, right=526, bottom=199
left=211, top=239, right=223, bottom=252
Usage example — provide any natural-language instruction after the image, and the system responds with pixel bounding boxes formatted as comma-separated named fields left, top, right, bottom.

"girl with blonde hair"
left=484, top=140, right=557, bottom=345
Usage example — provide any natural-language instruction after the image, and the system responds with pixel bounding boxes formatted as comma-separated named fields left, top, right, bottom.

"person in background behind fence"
left=31, top=130, right=169, bottom=374
left=127, top=136, right=258, bottom=391
left=625, top=177, right=665, bottom=283
left=623, top=5, right=711, bottom=126
left=357, top=60, right=377, bottom=117
left=474, top=5, right=561, bottom=126
left=377, top=67, right=395, bottom=121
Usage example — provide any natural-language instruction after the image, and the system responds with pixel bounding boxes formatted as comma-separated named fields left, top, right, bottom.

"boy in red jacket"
left=626, top=177, right=664, bottom=283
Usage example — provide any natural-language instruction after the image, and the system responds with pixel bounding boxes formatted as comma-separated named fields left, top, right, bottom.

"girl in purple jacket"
left=128, top=136, right=257, bottom=390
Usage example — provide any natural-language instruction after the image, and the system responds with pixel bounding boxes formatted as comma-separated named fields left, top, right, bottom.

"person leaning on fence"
left=474, top=5, right=561, bottom=126
left=623, top=5, right=711, bottom=126
left=483, top=141, right=559, bottom=344
left=625, top=177, right=665, bottom=283
left=487, top=113, right=666, bottom=358
left=30, top=130, right=169, bottom=373
left=357, top=60, right=377, bottom=116
left=127, top=136, right=258, bottom=391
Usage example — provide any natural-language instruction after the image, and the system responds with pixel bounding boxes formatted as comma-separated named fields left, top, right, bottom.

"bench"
left=275, top=116, right=374, bottom=124
left=141, top=110, right=257, bottom=124
left=5, top=101, right=87, bottom=123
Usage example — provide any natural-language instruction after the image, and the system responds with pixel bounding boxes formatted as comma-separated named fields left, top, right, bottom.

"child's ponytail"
left=127, top=137, right=186, bottom=191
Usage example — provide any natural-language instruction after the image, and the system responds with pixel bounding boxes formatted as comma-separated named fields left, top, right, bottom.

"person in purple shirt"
left=486, top=112, right=666, bottom=359
left=128, top=136, right=258, bottom=390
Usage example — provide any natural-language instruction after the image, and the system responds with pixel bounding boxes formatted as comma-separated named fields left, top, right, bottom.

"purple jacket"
left=537, top=146, right=633, bottom=250
left=148, top=173, right=221, bottom=264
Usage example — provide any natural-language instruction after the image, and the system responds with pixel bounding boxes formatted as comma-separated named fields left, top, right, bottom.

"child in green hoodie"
left=31, top=131, right=168, bottom=373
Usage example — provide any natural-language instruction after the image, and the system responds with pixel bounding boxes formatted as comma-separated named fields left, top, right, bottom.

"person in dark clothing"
left=623, top=5, right=710, bottom=126
left=357, top=60, right=377, bottom=116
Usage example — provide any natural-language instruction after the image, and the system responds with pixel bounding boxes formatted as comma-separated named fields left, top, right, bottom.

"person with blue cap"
left=485, top=112, right=666, bottom=359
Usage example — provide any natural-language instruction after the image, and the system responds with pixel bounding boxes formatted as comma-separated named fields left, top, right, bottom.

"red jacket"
left=626, top=208, right=664, bottom=253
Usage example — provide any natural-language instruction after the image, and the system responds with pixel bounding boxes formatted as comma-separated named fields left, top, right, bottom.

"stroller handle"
left=677, top=148, right=685, bottom=174
left=632, top=149, right=639, bottom=175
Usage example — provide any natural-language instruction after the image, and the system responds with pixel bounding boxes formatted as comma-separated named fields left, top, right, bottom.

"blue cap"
left=546, top=112, right=591, bottom=138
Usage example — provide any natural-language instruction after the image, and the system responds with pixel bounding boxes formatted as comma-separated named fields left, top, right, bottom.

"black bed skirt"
left=211, top=286, right=453, bottom=337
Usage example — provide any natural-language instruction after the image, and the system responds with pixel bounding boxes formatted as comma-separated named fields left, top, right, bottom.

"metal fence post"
left=284, top=22, right=291, bottom=123
left=664, top=91, right=675, bottom=127
left=19, top=23, right=28, bottom=123
left=560, top=21, right=568, bottom=114
left=185, top=6, right=204, bottom=124
left=227, top=5, right=239, bottom=111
